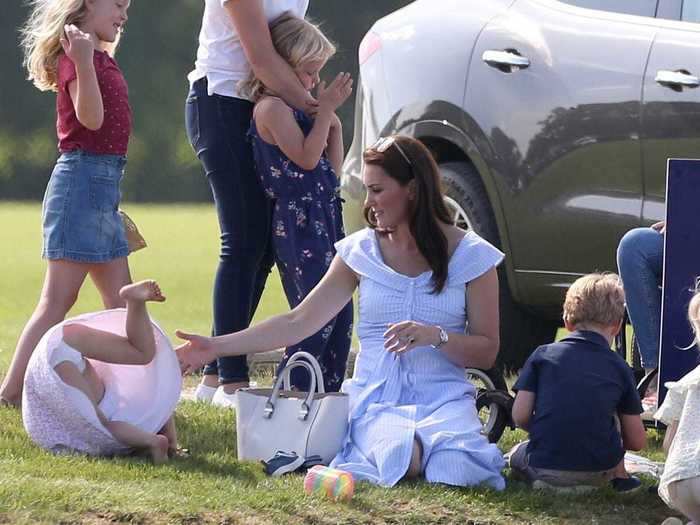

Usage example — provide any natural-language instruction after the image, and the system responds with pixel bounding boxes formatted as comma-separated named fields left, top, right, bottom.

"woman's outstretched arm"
left=176, top=255, right=357, bottom=372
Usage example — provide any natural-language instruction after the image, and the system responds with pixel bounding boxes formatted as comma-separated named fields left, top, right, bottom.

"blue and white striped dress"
left=330, top=228, right=506, bottom=489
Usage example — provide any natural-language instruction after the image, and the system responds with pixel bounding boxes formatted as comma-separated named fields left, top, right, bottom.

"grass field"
left=0, top=202, right=682, bottom=524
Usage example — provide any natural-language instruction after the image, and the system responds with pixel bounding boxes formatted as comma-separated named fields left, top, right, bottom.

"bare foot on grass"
left=119, top=280, right=166, bottom=303
left=0, top=394, right=20, bottom=409
left=150, top=434, right=170, bottom=465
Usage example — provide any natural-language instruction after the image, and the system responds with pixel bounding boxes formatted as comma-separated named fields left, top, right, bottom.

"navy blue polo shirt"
left=513, top=330, right=643, bottom=471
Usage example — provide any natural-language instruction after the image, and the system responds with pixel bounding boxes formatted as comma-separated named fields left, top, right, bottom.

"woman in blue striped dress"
left=176, top=135, right=505, bottom=489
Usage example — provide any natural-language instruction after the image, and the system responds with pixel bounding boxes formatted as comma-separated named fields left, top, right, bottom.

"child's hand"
left=60, top=24, right=95, bottom=67
left=175, top=330, right=217, bottom=374
left=316, top=72, right=353, bottom=113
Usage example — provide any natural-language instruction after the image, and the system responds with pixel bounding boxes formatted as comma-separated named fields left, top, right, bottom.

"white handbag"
left=236, top=352, right=349, bottom=464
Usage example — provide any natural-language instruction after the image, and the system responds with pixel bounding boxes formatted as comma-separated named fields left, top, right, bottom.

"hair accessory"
left=371, top=136, right=412, bottom=167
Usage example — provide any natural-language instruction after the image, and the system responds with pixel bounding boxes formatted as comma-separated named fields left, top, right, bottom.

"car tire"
left=440, top=161, right=559, bottom=374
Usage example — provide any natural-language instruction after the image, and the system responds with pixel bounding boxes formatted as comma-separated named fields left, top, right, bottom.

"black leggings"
left=185, top=78, right=274, bottom=383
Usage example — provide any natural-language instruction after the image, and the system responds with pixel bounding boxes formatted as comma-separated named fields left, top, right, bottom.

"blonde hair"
left=240, top=12, right=336, bottom=101
left=689, top=287, right=700, bottom=343
left=21, top=0, right=120, bottom=92
left=563, top=273, right=625, bottom=328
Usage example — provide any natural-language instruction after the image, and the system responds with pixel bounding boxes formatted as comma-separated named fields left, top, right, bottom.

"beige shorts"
left=508, top=441, right=614, bottom=487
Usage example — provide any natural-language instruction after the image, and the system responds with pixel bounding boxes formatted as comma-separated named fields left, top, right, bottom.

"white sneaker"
left=211, top=387, right=238, bottom=409
left=660, top=518, right=684, bottom=525
left=193, top=383, right=217, bottom=403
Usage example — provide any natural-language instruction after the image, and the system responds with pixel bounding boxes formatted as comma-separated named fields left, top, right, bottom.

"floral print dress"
left=248, top=100, right=352, bottom=392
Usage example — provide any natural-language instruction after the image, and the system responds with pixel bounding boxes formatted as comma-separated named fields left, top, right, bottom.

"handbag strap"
left=264, top=361, right=317, bottom=421
left=282, top=351, right=325, bottom=394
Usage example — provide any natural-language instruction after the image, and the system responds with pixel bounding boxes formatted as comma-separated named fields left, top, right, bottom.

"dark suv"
left=341, top=0, right=700, bottom=370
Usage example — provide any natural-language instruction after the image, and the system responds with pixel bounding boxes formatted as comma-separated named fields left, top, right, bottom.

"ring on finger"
left=407, top=336, right=415, bottom=344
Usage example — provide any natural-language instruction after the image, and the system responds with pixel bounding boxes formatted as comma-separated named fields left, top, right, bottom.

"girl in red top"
left=1, top=0, right=134, bottom=406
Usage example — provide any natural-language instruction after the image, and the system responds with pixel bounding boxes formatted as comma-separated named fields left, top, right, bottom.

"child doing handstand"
left=22, top=280, right=179, bottom=463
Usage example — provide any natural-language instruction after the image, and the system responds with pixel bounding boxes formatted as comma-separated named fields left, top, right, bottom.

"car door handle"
left=482, top=49, right=530, bottom=70
left=655, top=70, right=700, bottom=88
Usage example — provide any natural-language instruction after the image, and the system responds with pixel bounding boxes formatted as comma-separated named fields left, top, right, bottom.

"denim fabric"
left=185, top=78, right=274, bottom=384
left=617, top=227, right=664, bottom=369
left=42, top=150, right=128, bottom=263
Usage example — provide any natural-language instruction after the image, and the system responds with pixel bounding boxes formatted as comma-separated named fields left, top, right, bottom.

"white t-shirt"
left=188, top=0, right=309, bottom=99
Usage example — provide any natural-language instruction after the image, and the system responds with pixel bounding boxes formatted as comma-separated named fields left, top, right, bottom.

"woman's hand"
left=60, top=24, right=94, bottom=66
left=384, top=321, right=441, bottom=355
left=316, top=73, right=353, bottom=114
left=175, top=330, right=217, bottom=374
left=651, top=220, right=666, bottom=234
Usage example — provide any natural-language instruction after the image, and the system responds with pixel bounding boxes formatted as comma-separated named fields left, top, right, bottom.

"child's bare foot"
left=0, top=388, right=21, bottom=409
left=0, top=395, right=20, bottom=409
left=119, top=280, right=166, bottom=303
left=150, top=434, right=170, bottom=465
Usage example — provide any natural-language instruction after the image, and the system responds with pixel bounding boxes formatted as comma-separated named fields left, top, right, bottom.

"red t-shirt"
left=56, top=50, right=132, bottom=155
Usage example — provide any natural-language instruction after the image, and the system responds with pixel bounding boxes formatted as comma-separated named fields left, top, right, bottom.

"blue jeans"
left=185, top=78, right=274, bottom=384
left=616, top=227, right=664, bottom=369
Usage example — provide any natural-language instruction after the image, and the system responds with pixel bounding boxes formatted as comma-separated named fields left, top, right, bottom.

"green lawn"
left=0, top=203, right=681, bottom=524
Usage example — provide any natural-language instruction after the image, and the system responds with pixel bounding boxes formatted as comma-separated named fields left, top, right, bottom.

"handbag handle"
left=264, top=361, right=317, bottom=421
left=282, top=351, right=325, bottom=394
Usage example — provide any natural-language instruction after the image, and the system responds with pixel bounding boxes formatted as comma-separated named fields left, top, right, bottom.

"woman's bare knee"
left=406, top=439, right=423, bottom=479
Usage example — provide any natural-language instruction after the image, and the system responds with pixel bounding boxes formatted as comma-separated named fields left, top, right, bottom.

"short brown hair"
left=563, top=273, right=625, bottom=328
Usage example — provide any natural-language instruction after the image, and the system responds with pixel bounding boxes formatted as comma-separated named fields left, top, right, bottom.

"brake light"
left=359, top=31, right=382, bottom=65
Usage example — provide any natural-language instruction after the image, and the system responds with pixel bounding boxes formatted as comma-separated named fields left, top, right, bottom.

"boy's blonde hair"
left=689, top=287, right=700, bottom=342
left=21, top=0, right=120, bottom=92
left=240, top=12, right=336, bottom=101
left=563, top=273, right=625, bottom=328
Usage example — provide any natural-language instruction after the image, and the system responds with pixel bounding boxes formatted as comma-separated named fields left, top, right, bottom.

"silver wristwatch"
left=432, top=326, right=448, bottom=349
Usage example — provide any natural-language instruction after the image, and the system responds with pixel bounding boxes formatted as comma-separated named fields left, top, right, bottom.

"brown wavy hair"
left=363, top=135, right=454, bottom=293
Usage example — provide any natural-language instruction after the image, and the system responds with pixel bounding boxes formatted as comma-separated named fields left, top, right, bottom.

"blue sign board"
left=657, top=159, right=700, bottom=405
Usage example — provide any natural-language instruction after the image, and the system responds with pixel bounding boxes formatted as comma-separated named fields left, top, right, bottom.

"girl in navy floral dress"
left=242, top=12, right=353, bottom=392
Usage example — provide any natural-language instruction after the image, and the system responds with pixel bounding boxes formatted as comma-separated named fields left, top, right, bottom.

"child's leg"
left=62, top=281, right=165, bottom=365
left=119, top=280, right=166, bottom=362
left=158, top=415, right=178, bottom=453
left=0, top=260, right=89, bottom=405
left=89, top=257, right=132, bottom=309
left=669, top=476, right=700, bottom=523
left=54, top=361, right=168, bottom=463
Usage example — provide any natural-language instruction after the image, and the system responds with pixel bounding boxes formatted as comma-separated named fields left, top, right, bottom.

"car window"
left=682, top=0, right=700, bottom=22
left=558, top=0, right=658, bottom=18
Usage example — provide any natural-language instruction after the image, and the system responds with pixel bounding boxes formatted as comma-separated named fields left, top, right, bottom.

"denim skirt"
left=42, top=151, right=129, bottom=263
